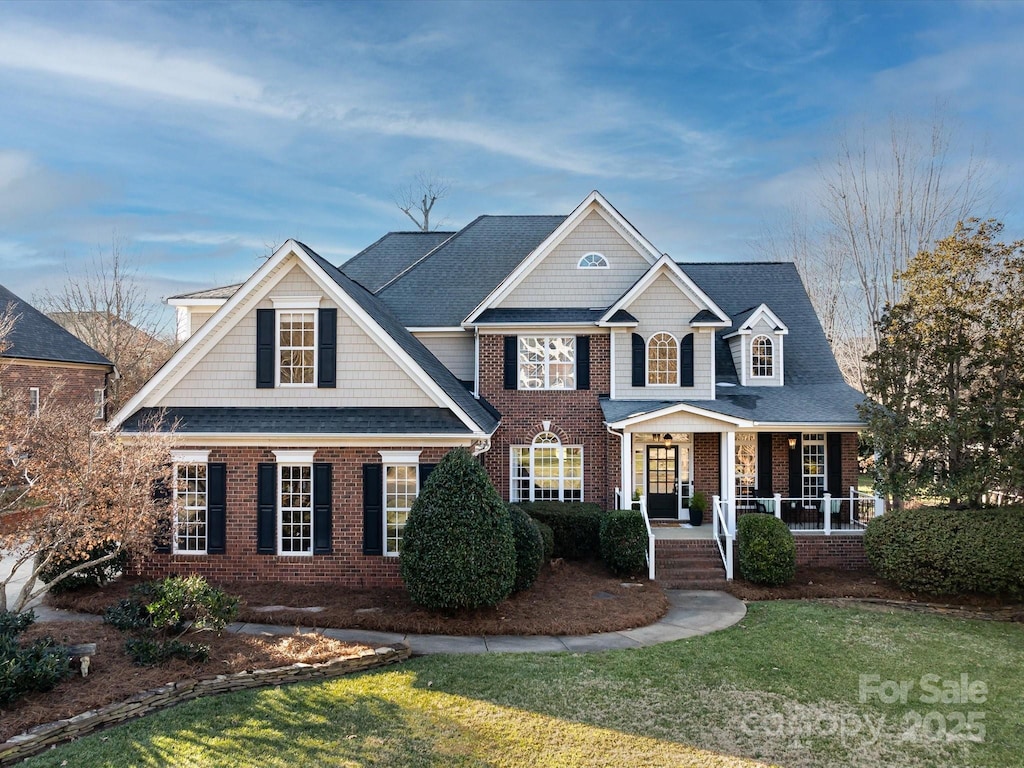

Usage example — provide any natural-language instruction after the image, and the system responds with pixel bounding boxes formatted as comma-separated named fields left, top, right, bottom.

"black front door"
left=647, top=445, right=678, bottom=518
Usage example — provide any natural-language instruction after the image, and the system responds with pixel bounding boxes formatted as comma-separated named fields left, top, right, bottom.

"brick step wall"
left=654, top=538, right=725, bottom=588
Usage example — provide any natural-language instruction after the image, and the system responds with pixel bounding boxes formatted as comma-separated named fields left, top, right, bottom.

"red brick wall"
left=477, top=334, right=615, bottom=509
left=841, top=432, right=860, bottom=494
left=692, top=433, right=719, bottom=497
left=0, top=361, right=108, bottom=418
left=137, top=445, right=451, bottom=587
left=793, top=534, right=868, bottom=570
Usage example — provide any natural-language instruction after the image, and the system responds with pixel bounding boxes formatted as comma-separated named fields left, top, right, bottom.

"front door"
left=647, top=445, right=678, bottom=518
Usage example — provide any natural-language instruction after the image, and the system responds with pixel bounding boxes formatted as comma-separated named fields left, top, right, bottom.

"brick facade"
left=793, top=534, right=869, bottom=570
left=692, top=432, right=720, bottom=497
left=0, top=361, right=108, bottom=419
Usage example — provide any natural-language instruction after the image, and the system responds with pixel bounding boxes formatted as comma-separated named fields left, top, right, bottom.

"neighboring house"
left=113, top=192, right=875, bottom=587
left=0, top=284, right=115, bottom=420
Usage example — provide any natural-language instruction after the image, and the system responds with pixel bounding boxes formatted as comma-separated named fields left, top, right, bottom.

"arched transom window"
left=511, top=431, right=583, bottom=502
left=577, top=252, right=609, bottom=269
left=751, top=335, right=774, bottom=377
left=647, top=332, right=678, bottom=385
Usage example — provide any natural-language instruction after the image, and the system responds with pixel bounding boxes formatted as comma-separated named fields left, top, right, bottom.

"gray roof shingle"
left=339, top=231, right=455, bottom=293
left=475, top=308, right=608, bottom=324
left=167, top=284, right=243, bottom=301
left=0, top=284, right=113, bottom=367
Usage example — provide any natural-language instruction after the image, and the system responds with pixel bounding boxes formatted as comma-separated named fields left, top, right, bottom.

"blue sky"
left=1, top=0, right=1022, bottom=329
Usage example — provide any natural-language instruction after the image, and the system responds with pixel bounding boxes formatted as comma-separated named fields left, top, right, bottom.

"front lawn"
left=26, top=603, right=1022, bottom=767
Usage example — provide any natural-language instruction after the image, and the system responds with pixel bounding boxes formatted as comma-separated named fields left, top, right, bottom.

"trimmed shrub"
left=508, top=505, right=545, bottom=592
left=125, top=637, right=210, bottom=666
left=38, top=539, right=128, bottom=595
left=400, top=448, right=516, bottom=610
left=534, top=521, right=555, bottom=562
left=600, top=510, right=648, bottom=576
left=737, top=514, right=796, bottom=586
left=0, top=609, right=73, bottom=707
left=516, top=501, right=605, bottom=559
left=864, top=507, right=1024, bottom=597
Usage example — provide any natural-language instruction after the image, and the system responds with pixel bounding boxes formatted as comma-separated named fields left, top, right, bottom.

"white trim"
left=609, top=331, right=616, bottom=399
left=170, top=449, right=211, bottom=463
left=274, top=308, right=318, bottom=388
left=172, top=460, right=209, bottom=556
left=607, top=401, right=754, bottom=430
left=166, top=297, right=232, bottom=307
left=472, top=323, right=609, bottom=333
left=277, top=461, right=314, bottom=557
left=119, top=432, right=487, bottom=446
left=464, top=191, right=663, bottom=324
left=270, top=295, right=322, bottom=310
left=577, top=252, right=610, bottom=269
left=750, top=335, right=774, bottom=378
left=646, top=331, right=679, bottom=386
left=378, top=449, right=422, bottom=464
left=599, top=255, right=730, bottom=326
left=382, top=462, right=420, bottom=557
left=273, top=449, right=316, bottom=463
left=409, top=327, right=468, bottom=335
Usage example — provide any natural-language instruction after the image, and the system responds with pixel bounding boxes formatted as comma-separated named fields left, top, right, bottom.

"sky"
left=1, top=0, right=1022, bottom=331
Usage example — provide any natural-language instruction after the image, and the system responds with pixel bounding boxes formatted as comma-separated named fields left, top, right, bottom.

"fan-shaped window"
left=577, top=252, right=609, bottom=269
left=751, top=335, right=774, bottom=377
left=647, top=332, right=678, bottom=385
left=511, top=432, right=583, bottom=502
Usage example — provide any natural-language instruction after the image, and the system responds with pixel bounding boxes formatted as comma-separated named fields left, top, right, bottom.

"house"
left=112, top=192, right=875, bottom=586
left=0, top=284, right=115, bottom=420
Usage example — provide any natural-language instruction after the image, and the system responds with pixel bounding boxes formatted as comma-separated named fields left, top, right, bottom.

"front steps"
left=654, top=538, right=727, bottom=589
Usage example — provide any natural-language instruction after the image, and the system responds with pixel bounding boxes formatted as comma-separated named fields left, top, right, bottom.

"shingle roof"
left=121, top=406, right=474, bottom=434
left=339, top=231, right=455, bottom=293
left=167, top=283, right=242, bottom=301
left=475, top=308, right=608, bottom=324
left=375, top=215, right=566, bottom=327
left=296, top=243, right=500, bottom=434
left=0, top=284, right=113, bottom=367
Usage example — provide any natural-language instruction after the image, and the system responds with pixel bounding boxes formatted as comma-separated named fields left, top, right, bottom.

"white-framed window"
left=174, top=463, right=208, bottom=554
left=518, top=337, right=576, bottom=390
left=93, top=388, right=105, bottom=420
left=647, top=332, right=678, bottom=385
left=577, top=252, right=609, bottom=269
left=510, top=432, right=583, bottom=502
left=272, top=296, right=320, bottom=387
left=736, top=433, right=757, bottom=499
left=802, top=433, right=826, bottom=499
left=751, top=335, right=774, bottom=378
left=380, top=450, right=421, bottom=557
left=28, top=387, right=39, bottom=417
left=277, top=455, right=313, bottom=554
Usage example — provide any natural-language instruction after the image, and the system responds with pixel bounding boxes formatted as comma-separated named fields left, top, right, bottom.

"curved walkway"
left=31, top=590, right=746, bottom=655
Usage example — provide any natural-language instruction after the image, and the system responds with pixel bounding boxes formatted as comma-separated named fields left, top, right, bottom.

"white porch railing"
left=736, top=489, right=885, bottom=534
left=711, top=495, right=734, bottom=580
left=617, top=487, right=655, bottom=581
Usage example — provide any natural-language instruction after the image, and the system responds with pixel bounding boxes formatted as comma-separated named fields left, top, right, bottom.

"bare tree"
left=394, top=173, right=451, bottom=231
left=36, top=235, right=174, bottom=412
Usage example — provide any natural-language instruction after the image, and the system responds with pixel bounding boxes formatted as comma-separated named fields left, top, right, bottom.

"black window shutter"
left=256, top=309, right=275, bottom=389
left=317, top=308, right=337, bottom=388
left=757, top=433, right=773, bottom=496
left=576, top=336, right=590, bottom=390
left=680, top=333, right=695, bottom=387
left=631, top=333, right=645, bottom=387
left=313, top=462, right=332, bottom=554
left=206, top=463, right=227, bottom=554
left=153, top=472, right=172, bottom=553
left=362, top=463, right=384, bottom=555
left=788, top=434, right=803, bottom=498
left=503, top=336, right=518, bottom=390
left=827, top=433, right=843, bottom=496
left=257, top=462, right=277, bottom=554
left=419, top=463, right=437, bottom=492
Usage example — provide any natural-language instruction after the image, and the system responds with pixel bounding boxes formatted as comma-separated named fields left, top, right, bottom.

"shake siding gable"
left=497, top=210, right=653, bottom=309
left=413, top=332, right=475, bottom=382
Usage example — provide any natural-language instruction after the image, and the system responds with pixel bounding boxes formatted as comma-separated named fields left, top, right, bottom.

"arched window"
left=647, top=332, right=678, bottom=385
left=751, top=335, right=774, bottom=377
left=511, top=431, right=583, bottom=502
left=577, top=252, right=609, bottom=269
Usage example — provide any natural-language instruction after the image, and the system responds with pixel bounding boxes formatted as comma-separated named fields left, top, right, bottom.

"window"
left=647, top=333, right=678, bottom=385
left=93, top=388, right=105, bottom=420
left=577, top=252, right=609, bottom=269
left=174, top=463, right=208, bottom=554
left=511, top=432, right=583, bottom=502
left=28, top=387, right=39, bottom=417
left=802, top=433, right=826, bottom=499
left=279, top=463, right=313, bottom=554
left=518, top=337, right=576, bottom=390
left=384, top=465, right=418, bottom=556
left=735, top=433, right=757, bottom=499
left=278, top=311, right=317, bottom=385
left=751, top=335, right=774, bottom=377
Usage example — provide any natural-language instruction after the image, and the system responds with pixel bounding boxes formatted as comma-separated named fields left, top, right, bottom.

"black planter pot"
left=689, top=507, right=704, bottom=526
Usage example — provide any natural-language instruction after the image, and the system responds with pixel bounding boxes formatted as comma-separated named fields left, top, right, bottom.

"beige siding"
left=499, top=210, right=652, bottom=309
left=612, top=273, right=716, bottom=399
left=189, top=311, right=215, bottom=337
left=729, top=336, right=744, bottom=385
left=628, top=412, right=735, bottom=433
left=747, top=317, right=783, bottom=386
left=414, top=332, right=475, bottom=381
left=157, top=262, right=437, bottom=408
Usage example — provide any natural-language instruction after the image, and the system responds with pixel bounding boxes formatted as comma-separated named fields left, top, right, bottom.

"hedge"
left=864, top=507, right=1024, bottom=597
left=599, top=510, right=648, bottom=576
left=508, top=504, right=545, bottom=592
left=514, top=501, right=605, bottom=560
left=737, top=513, right=796, bottom=586
left=534, top=521, right=555, bottom=562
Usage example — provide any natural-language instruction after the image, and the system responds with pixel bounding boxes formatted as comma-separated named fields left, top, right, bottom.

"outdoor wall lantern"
left=663, top=433, right=673, bottom=447
left=788, top=436, right=798, bottom=450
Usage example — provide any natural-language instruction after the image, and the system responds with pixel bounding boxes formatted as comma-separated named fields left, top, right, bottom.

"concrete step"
left=658, top=578, right=729, bottom=590
left=656, top=565, right=725, bottom=579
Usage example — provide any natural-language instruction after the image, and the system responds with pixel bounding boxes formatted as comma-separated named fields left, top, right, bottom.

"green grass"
left=25, top=603, right=1023, bottom=768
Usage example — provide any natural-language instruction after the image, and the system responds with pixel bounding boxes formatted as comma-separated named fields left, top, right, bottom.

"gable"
left=497, top=210, right=653, bottom=309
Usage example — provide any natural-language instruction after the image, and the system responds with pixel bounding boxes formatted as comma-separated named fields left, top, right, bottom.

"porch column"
left=719, top=430, right=736, bottom=503
left=620, top=429, right=632, bottom=509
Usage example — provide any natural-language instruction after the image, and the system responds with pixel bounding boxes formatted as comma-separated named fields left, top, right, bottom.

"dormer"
left=723, top=304, right=789, bottom=387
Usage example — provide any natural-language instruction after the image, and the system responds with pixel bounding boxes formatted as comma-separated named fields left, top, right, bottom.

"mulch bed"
left=50, top=560, right=670, bottom=637
left=1, top=621, right=368, bottom=743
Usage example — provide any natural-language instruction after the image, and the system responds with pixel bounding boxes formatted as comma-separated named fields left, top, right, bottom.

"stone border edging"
left=0, top=644, right=410, bottom=766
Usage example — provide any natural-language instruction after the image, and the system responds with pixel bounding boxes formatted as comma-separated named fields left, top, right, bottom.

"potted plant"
left=689, top=491, right=707, bottom=526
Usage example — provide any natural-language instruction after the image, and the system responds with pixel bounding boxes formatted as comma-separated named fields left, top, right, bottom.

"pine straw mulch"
left=1, top=621, right=369, bottom=743
left=50, top=560, right=670, bottom=637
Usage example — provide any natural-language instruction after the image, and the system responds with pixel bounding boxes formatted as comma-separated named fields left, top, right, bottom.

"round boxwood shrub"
left=400, top=448, right=516, bottom=610
left=515, top=501, right=604, bottom=559
left=599, top=510, right=648, bottom=576
left=737, top=513, right=796, bottom=586
left=508, top=504, right=544, bottom=592
left=534, top=520, right=555, bottom=562
left=864, top=507, right=1024, bottom=597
